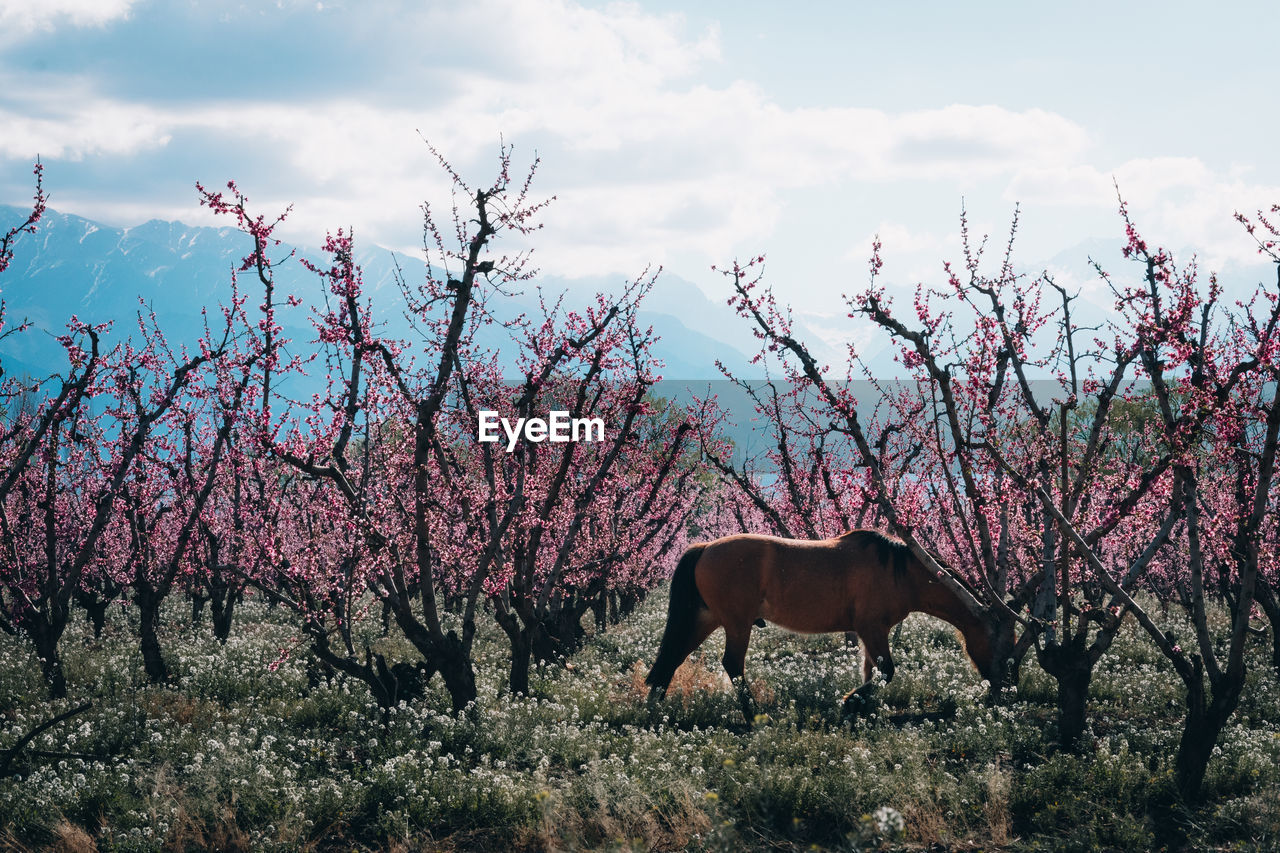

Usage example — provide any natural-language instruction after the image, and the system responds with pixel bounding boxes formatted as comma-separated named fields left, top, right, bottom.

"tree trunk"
left=137, top=588, right=170, bottom=684
left=207, top=568, right=239, bottom=644
left=381, top=599, right=393, bottom=637
left=615, top=590, right=641, bottom=622
left=305, top=622, right=435, bottom=710
left=1256, top=581, right=1280, bottom=679
left=30, top=617, right=68, bottom=700
left=311, top=644, right=395, bottom=709
left=508, top=629, right=532, bottom=697
left=1036, top=633, right=1095, bottom=753
left=535, top=599, right=589, bottom=662
left=392, top=606, right=478, bottom=712
left=495, top=603, right=533, bottom=696
left=434, top=631, right=478, bottom=711
left=988, top=608, right=1024, bottom=695
left=1174, top=710, right=1216, bottom=807
left=190, top=591, right=208, bottom=626
left=1148, top=669, right=1247, bottom=851
left=77, top=593, right=110, bottom=641
left=75, top=581, right=118, bottom=641
left=1054, top=657, right=1092, bottom=752
left=591, top=591, right=608, bottom=632
left=1174, top=681, right=1242, bottom=805
left=211, top=593, right=236, bottom=644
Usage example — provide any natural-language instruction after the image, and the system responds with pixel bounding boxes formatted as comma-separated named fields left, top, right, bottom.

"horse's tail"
left=645, top=544, right=707, bottom=696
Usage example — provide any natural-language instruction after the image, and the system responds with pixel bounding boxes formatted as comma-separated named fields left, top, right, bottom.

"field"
left=2, top=593, right=1279, bottom=852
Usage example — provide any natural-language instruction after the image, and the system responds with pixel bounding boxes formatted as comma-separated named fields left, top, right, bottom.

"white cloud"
left=0, top=101, right=171, bottom=160
left=5, top=0, right=1277, bottom=303
left=850, top=223, right=954, bottom=260
left=531, top=175, right=783, bottom=278
left=0, top=0, right=136, bottom=34
left=1112, top=157, right=1214, bottom=197
left=885, top=106, right=1091, bottom=179
left=1005, top=165, right=1114, bottom=207
left=9, top=65, right=1101, bottom=284
left=1009, top=156, right=1280, bottom=272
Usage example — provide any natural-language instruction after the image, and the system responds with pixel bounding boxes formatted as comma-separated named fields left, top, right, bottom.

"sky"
left=2, top=0, right=1277, bottom=333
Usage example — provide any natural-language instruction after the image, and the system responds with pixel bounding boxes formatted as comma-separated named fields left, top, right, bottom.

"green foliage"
left=0, top=592, right=1277, bottom=851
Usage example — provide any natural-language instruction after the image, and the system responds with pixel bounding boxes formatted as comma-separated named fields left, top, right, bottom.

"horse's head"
left=962, top=628, right=995, bottom=683
left=975, top=650, right=1000, bottom=686
left=964, top=618, right=1013, bottom=689
left=895, top=542, right=1007, bottom=688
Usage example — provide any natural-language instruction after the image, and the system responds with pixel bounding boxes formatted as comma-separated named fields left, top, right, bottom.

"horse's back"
left=694, top=532, right=884, bottom=635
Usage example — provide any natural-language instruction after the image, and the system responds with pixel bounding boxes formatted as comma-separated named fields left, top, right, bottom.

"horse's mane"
left=838, top=529, right=910, bottom=579
left=838, top=529, right=984, bottom=596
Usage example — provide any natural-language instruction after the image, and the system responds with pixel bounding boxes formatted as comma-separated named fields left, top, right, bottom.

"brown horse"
left=644, top=530, right=997, bottom=720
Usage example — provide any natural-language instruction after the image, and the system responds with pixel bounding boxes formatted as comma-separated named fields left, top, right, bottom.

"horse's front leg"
left=841, top=627, right=893, bottom=719
left=862, top=628, right=895, bottom=683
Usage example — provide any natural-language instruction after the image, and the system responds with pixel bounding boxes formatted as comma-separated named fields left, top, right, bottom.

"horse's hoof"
left=841, top=688, right=880, bottom=722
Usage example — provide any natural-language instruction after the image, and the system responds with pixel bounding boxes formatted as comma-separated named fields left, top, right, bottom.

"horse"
left=644, top=529, right=998, bottom=722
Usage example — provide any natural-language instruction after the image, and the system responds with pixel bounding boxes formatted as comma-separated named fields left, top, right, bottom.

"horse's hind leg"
left=648, top=611, right=718, bottom=700
left=721, top=626, right=756, bottom=726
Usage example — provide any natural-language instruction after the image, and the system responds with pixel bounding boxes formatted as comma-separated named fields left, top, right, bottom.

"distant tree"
left=458, top=291, right=708, bottom=693
left=108, top=312, right=253, bottom=682
left=0, top=310, right=238, bottom=696
left=203, top=144, right=713, bottom=707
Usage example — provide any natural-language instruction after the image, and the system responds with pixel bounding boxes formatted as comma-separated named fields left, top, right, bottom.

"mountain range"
left=0, top=205, right=889, bottom=457
left=0, top=204, right=830, bottom=385
left=15, top=205, right=1262, bottom=460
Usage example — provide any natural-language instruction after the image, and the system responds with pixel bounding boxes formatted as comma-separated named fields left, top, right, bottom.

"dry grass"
left=138, top=692, right=218, bottom=727
left=747, top=677, right=775, bottom=707
left=901, top=797, right=955, bottom=849
left=533, top=781, right=713, bottom=852
left=626, top=656, right=730, bottom=705
left=0, top=822, right=100, bottom=853
left=49, top=823, right=97, bottom=853
left=624, top=656, right=776, bottom=712
left=166, top=804, right=252, bottom=853
left=984, top=760, right=1012, bottom=846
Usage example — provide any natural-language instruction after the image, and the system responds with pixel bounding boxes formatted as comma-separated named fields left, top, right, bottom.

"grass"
left=1, top=592, right=1278, bottom=851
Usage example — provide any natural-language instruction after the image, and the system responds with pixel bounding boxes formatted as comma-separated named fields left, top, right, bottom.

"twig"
left=0, top=701, right=93, bottom=776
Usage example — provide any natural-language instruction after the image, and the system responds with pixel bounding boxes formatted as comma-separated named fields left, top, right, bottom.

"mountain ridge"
left=0, top=204, right=770, bottom=383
